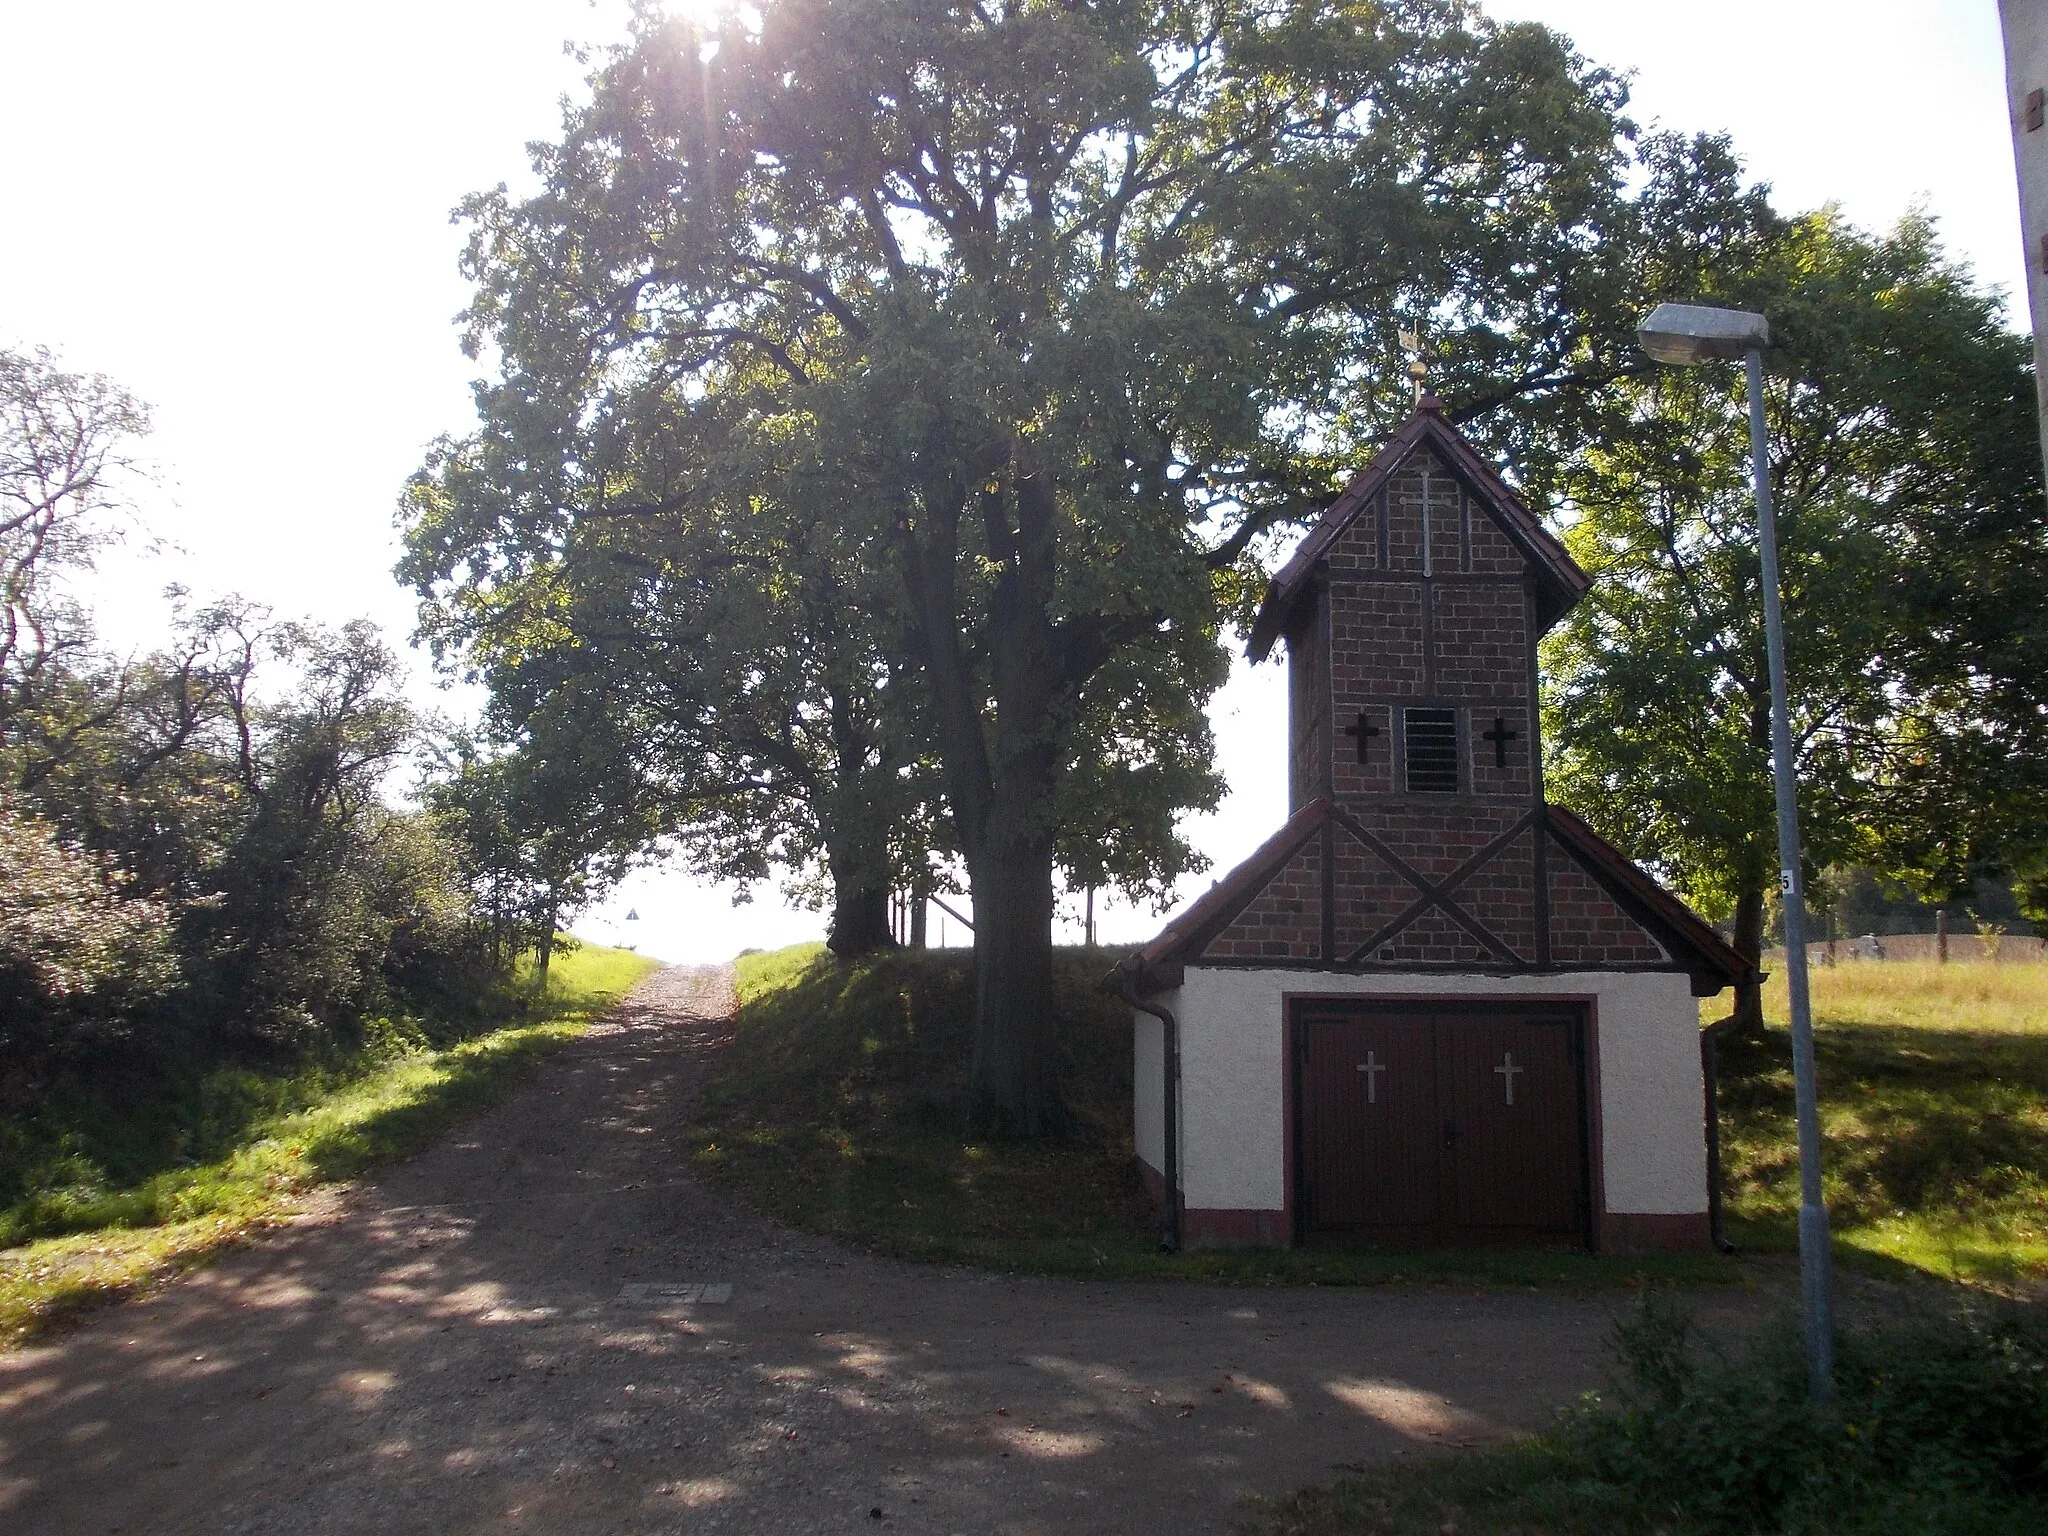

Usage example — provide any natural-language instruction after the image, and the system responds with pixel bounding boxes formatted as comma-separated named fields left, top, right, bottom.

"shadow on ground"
left=0, top=967, right=1766, bottom=1536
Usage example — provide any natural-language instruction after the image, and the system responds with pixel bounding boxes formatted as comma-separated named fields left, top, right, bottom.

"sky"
left=0, top=0, right=2024, bottom=964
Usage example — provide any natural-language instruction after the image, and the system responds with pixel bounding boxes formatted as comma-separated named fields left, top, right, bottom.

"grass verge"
left=0, top=941, right=655, bottom=1347
left=1721, top=959, right=2048, bottom=1289
left=692, top=944, right=1729, bottom=1289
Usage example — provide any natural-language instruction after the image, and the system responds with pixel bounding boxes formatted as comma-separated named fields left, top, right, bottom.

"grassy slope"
left=1721, top=960, right=2048, bottom=1288
left=0, top=942, right=656, bottom=1347
left=694, top=944, right=1726, bottom=1287
left=708, top=943, right=1159, bottom=1270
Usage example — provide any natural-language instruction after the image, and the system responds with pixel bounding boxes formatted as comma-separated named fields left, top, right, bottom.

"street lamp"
left=1637, top=302, right=1836, bottom=1404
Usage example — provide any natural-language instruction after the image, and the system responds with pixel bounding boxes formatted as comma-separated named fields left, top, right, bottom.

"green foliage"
left=172, top=619, right=433, bottom=1042
left=1567, top=1299, right=2048, bottom=1532
left=426, top=732, right=650, bottom=986
left=0, top=801, right=176, bottom=1050
left=411, top=0, right=1731, bottom=1122
left=2, top=589, right=484, bottom=1063
left=0, top=348, right=601, bottom=1075
left=1259, top=1299, right=2048, bottom=1535
left=0, top=942, right=655, bottom=1344
left=406, top=394, right=938, bottom=954
left=1542, top=209, right=2046, bottom=972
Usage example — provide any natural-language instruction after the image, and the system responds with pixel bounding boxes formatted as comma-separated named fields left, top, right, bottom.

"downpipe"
left=1118, top=969, right=1182, bottom=1252
left=1701, top=1016, right=1738, bottom=1256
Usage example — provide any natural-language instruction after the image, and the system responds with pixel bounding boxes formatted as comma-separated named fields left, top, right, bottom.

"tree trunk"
left=966, top=833, right=1061, bottom=1136
left=824, top=822, right=896, bottom=956
left=535, top=918, right=556, bottom=994
left=1729, top=882, right=1767, bottom=1038
left=889, top=440, right=1095, bottom=1135
left=826, top=880, right=894, bottom=956
left=909, top=880, right=929, bottom=949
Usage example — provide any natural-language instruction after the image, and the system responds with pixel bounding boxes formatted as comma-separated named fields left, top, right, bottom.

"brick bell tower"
left=1252, top=397, right=1583, bottom=819
left=1109, top=395, right=1743, bottom=986
left=1236, top=395, right=1596, bottom=969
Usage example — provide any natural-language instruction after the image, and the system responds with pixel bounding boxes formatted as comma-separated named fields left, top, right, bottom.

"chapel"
left=1113, top=398, right=1750, bottom=1252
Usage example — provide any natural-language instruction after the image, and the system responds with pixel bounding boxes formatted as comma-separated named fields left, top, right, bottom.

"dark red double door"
left=1293, top=1001, right=1590, bottom=1246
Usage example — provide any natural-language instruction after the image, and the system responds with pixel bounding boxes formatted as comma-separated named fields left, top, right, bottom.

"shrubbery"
left=1565, top=1297, right=2048, bottom=1532
left=1266, top=1298, right=2048, bottom=1534
left=0, top=346, right=631, bottom=1226
left=0, top=803, right=175, bottom=1054
left=2, top=613, right=490, bottom=1068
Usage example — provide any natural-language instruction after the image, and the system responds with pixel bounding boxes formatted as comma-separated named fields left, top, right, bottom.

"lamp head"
left=1637, top=302, right=1770, bottom=365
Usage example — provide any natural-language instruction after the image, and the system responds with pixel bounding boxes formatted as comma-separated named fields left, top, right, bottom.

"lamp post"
left=1637, top=303, right=1835, bottom=1403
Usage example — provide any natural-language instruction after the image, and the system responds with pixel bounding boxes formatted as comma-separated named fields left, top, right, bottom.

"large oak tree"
left=411, top=0, right=1705, bottom=1129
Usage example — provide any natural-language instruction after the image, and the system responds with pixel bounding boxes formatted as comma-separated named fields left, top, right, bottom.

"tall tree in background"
left=429, top=717, right=651, bottom=989
left=423, top=0, right=1687, bottom=1130
left=182, top=620, right=422, bottom=1041
left=0, top=347, right=150, bottom=734
left=407, top=353, right=1228, bottom=958
left=408, top=384, right=929, bottom=958
left=1543, top=209, right=2047, bottom=1029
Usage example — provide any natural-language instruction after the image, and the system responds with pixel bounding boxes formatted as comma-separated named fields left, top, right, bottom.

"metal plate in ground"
left=615, top=1282, right=732, bottom=1304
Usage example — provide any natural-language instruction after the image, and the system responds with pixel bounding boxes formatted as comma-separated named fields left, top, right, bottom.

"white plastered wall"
left=1132, top=996, right=1172, bottom=1175
left=1131, top=967, right=1708, bottom=1217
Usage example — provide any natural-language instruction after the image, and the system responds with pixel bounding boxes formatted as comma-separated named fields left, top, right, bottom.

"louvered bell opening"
left=1403, top=708, right=1459, bottom=793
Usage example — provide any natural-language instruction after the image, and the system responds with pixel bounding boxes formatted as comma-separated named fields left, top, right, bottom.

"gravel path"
left=0, top=964, right=1754, bottom=1534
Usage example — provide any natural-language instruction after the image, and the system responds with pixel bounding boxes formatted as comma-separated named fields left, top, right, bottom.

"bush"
left=1262, top=1299, right=2048, bottom=1535
left=1563, top=1295, right=2048, bottom=1531
left=0, top=801, right=175, bottom=1059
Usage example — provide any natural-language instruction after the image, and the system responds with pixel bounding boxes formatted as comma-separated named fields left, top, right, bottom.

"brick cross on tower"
left=1482, top=715, right=1519, bottom=769
left=1341, top=710, right=1380, bottom=764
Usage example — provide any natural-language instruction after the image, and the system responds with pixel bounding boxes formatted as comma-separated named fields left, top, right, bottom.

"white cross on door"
left=1494, top=1052, right=1523, bottom=1106
left=1356, top=1052, right=1386, bottom=1104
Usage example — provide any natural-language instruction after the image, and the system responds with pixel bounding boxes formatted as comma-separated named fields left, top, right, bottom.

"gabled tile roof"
left=1543, top=805, right=1755, bottom=990
left=1246, top=400, right=1592, bottom=662
left=1110, top=798, right=1332, bottom=990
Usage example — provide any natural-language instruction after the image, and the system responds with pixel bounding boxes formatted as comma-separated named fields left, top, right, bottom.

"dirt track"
left=0, top=964, right=1755, bottom=1534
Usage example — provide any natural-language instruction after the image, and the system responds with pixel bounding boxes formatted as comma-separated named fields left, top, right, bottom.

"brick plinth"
left=1596, top=1212, right=1713, bottom=1254
left=1181, top=1208, right=1292, bottom=1249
